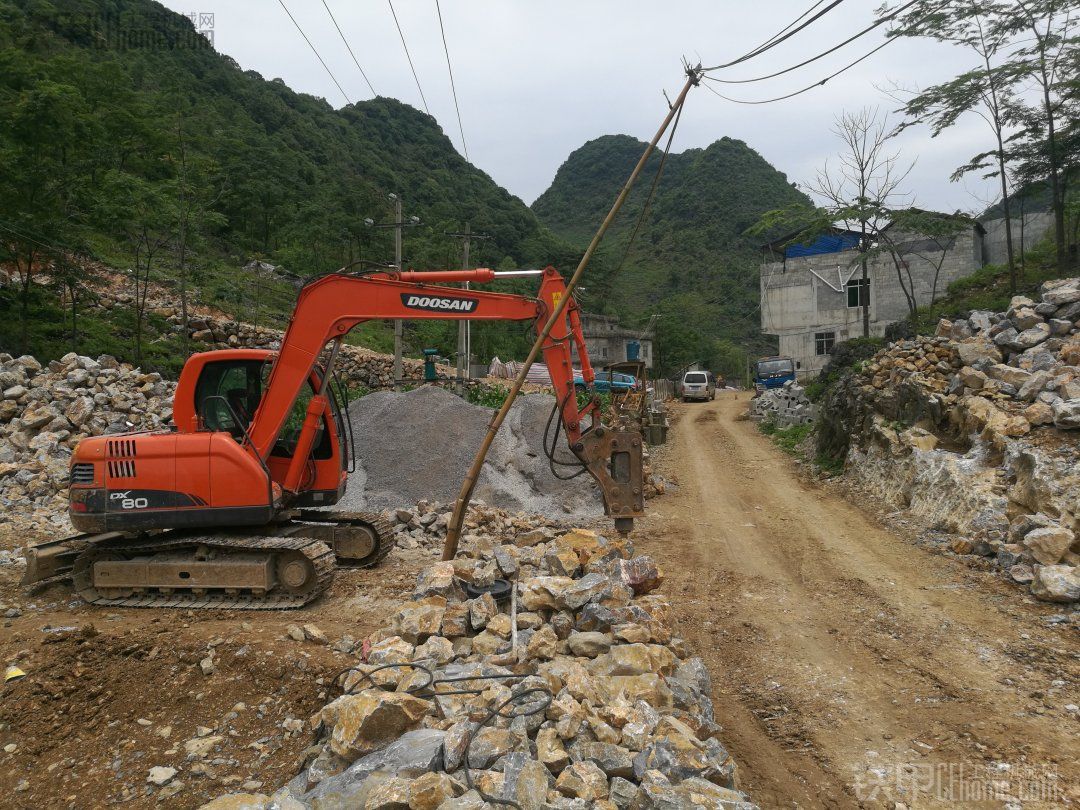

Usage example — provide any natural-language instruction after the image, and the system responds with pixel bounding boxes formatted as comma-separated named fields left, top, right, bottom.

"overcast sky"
left=162, top=1, right=1002, bottom=214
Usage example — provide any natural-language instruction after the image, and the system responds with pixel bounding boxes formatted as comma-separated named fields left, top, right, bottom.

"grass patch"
left=759, top=419, right=813, bottom=456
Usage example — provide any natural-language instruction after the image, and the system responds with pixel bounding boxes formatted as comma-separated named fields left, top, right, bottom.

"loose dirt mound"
left=338, top=386, right=601, bottom=518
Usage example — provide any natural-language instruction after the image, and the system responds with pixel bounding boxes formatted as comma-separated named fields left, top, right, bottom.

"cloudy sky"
left=163, top=1, right=1001, bottom=213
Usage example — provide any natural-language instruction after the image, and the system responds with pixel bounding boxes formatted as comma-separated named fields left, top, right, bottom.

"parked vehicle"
left=681, top=371, right=715, bottom=402
left=754, top=356, right=797, bottom=392
left=575, top=370, right=638, bottom=392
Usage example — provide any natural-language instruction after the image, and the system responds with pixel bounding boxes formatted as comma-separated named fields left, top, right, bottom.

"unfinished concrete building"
left=760, top=214, right=986, bottom=377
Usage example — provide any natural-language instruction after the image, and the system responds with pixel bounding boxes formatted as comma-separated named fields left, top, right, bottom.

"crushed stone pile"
left=384, top=500, right=570, bottom=554
left=827, top=277, right=1080, bottom=604
left=203, top=525, right=757, bottom=810
left=338, top=386, right=603, bottom=519
left=0, top=352, right=175, bottom=533
left=748, top=380, right=816, bottom=426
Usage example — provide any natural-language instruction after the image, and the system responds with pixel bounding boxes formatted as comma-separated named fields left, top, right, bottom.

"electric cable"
left=704, top=0, right=922, bottom=84
left=610, top=95, right=685, bottom=280
left=750, top=0, right=830, bottom=55
left=703, top=36, right=895, bottom=105
left=387, top=0, right=431, bottom=114
left=434, top=0, right=469, bottom=160
left=277, top=0, right=352, bottom=105
left=704, top=0, right=848, bottom=71
left=320, top=0, right=376, bottom=96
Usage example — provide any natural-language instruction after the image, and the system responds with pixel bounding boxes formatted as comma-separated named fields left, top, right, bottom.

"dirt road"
left=638, top=393, right=1078, bottom=808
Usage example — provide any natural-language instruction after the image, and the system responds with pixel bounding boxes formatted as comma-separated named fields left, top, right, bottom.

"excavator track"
left=24, top=512, right=394, bottom=610
left=297, top=510, right=396, bottom=568
left=70, top=534, right=336, bottom=610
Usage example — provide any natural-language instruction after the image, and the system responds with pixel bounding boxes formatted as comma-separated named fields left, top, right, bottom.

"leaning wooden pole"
left=442, top=67, right=700, bottom=561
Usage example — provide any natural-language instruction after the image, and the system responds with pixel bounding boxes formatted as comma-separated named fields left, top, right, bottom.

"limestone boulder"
left=320, top=690, right=431, bottom=759
left=1022, top=526, right=1075, bottom=565
left=1030, top=564, right=1080, bottom=603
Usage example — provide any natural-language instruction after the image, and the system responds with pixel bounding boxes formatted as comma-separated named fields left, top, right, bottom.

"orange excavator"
left=23, top=267, right=644, bottom=609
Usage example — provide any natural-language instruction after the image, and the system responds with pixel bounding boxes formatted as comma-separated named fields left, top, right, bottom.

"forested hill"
left=0, top=0, right=576, bottom=370
left=532, top=135, right=811, bottom=376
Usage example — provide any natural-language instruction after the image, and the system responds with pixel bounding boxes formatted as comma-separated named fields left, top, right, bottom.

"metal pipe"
left=441, top=66, right=701, bottom=562
left=492, top=269, right=544, bottom=277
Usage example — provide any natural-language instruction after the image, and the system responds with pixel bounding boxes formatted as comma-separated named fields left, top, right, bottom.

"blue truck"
left=754, top=356, right=797, bottom=392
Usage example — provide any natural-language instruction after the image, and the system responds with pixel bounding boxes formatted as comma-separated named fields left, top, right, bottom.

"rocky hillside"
left=0, top=0, right=578, bottom=369
left=822, top=277, right=1080, bottom=604
left=532, top=135, right=811, bottom=374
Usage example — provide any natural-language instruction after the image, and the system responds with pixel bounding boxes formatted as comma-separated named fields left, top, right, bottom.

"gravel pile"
left=338, top=387, right=602, bottom=520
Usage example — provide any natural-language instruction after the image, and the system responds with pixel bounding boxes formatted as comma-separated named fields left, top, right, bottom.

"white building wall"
left=761, top=224, right=983, bottom=378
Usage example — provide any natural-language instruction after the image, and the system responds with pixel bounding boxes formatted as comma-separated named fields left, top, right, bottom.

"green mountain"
left=532, top=134, right=811, bottom=377
left=0, top=0, right=577, bottom=371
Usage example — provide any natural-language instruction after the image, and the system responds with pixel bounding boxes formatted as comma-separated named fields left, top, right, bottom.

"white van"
left=681, top=371, right=715, bottom=402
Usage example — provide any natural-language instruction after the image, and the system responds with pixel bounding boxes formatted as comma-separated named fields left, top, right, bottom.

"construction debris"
left=748, top=380, right=816, bottom=426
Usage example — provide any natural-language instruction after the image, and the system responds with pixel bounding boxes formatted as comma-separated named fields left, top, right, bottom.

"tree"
left=996, top=0, right=1079, bottom=272
left=876, top=209, right=972, bottom=308
left=810, top=108, right=914, bottom=333
left=883, top=0, right=1023, bottom=291
left=0, top=72, right=92, bottom=351
left=99, top=172, right=177, bottom=364
left=49, top=242, right=101, bottom=352
left=168, top=108, right=227, bottom=340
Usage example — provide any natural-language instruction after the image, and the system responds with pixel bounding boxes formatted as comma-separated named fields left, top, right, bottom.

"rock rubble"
left=824, top=277, right=1080, bottom=604
left=0, top=351, right=175, bottom=533
left=202, top=526, right=757, bottom=810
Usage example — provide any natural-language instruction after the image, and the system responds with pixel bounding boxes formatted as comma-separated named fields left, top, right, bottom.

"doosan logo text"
left=401, top=294, right=479, bottom=313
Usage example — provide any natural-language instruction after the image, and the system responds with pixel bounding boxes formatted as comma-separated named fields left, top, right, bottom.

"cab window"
left=194, top=360, right=265, bottom=438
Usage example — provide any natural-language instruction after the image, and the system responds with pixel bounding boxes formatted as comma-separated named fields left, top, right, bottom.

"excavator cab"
left=185, top=351, right=352, bottom=508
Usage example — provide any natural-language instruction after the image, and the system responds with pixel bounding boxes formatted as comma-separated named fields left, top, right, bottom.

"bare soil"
left=0, top=537, right=431, bottom=809
left=636, top=392, right=1078, bottom=809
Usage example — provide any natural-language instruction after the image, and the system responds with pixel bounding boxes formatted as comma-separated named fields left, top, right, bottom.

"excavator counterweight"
left=24, top=266, right=644, bottom=608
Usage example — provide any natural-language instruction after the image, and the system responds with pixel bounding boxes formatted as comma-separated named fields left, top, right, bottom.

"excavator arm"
left=248, top=266, right=643, bottom=527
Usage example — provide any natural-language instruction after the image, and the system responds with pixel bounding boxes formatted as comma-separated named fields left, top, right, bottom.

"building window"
left=601, top=346, right=608, bottom=358
left=846, top=278, right=870, bottom=308
left=815, top=331, right=835, bottom=355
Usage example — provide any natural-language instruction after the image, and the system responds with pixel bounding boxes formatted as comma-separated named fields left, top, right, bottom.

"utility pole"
left=445, top=224, right=491, bottom=392
left=392, top=194, right=403, bottom=385
left=366, top=194, right=420, bottom=389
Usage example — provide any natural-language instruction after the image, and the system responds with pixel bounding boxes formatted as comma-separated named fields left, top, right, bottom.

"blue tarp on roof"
left=785, top=232, right=860, bottom=258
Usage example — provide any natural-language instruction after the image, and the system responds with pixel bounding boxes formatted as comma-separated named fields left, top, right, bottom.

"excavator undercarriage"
left=24, top=511, right=394, bottom=609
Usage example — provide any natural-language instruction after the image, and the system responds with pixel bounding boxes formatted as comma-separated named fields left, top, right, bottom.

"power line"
left=277, top=0, right=353, bottom=105
left=704, top=0, right=922, bottom=84
left=434, top=0, right=469, bottom=160
left=611, top=100, right=686, bottom=280
left=320, top=0, right=376, bottom=97
left=387, top=0, right=431, bottom=115
left=704, top=0, right=848, bottom=71
left=703, top=36, right=895, bottom=105
left=747, top=0, right=830, bottom=57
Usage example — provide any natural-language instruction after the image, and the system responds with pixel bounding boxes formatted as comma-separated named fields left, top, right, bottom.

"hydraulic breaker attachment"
left=574, top=427, right=645, bottom=534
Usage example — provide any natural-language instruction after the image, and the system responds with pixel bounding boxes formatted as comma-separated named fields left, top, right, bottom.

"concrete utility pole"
left=392, top=194, right=404, bottom=385
left=367, top=194, right=420, bottom=388
left=445, top=224, right=491, bottom=392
